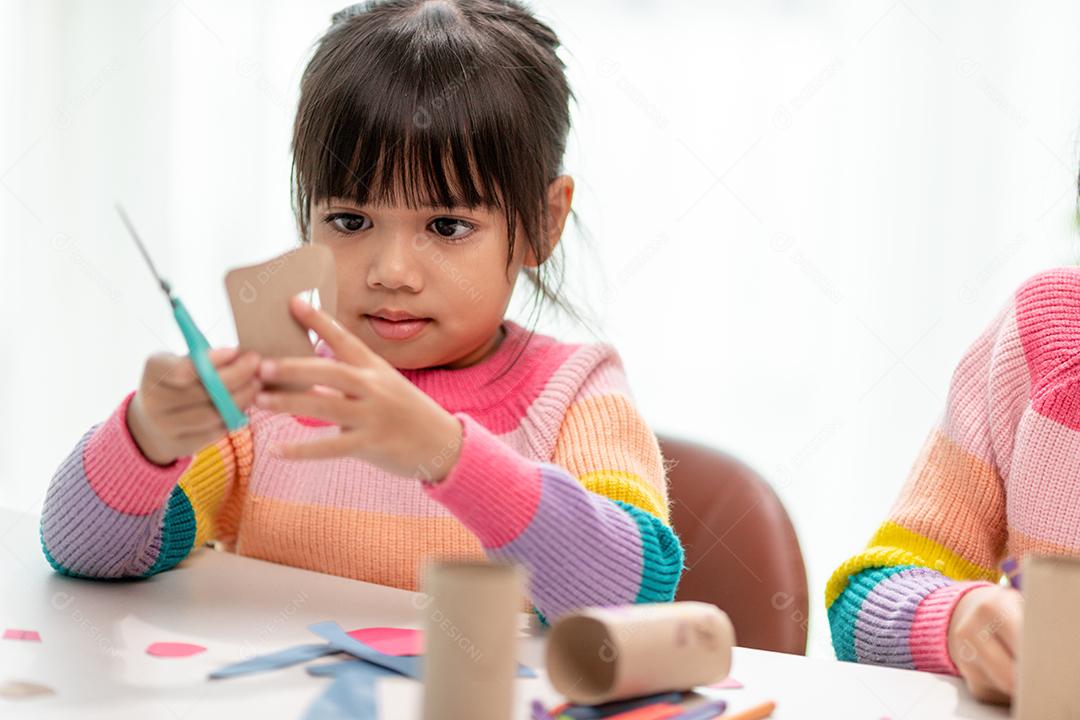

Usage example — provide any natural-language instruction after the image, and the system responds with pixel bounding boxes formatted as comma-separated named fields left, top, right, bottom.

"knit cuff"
left=83, top=391, right=193, bottom=515
left=910, top=580, right=994, bottom=675
left=423, top=413, right=542, bottom=549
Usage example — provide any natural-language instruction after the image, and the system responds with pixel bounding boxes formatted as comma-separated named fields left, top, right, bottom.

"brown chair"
left=659, top=435, right=809, bottom=655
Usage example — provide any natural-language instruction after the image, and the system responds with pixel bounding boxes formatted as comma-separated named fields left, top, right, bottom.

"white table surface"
left=0, top=506, right=1007, bottom=719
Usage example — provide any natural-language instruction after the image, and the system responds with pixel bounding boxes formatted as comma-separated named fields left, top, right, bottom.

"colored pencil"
left=721, top=700, right=776, bottom=720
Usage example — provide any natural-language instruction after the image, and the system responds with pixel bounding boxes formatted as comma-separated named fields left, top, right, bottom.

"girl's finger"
left=232, top=377, right=264, bottom=410
left=276, top=433, right=356, bottom=461
left=968, top=634, right=1015, bottom=697
left=254, top=389, right=356, bottom=426
left=310, top=383, right=346, bottom=400
left=259, top=357, right=365, bottom=396
left=969, top=675, right=1012, bottom=705
left=164, top=352, right=261, bottom=411
left=155, top=347, right=240, bottom=389
left=216, top=351, right=262, bottom=389
left=991, top=637, right=1018, bottom=697
left=961, top=660, right=1010, bottom=704
left=169, top=403, right=230, bottom=435
left=993, top=593, right=1024, bottom=657
left=289, top=296, right=378, bottom=367
left=167, top=376, right=261, bottom=435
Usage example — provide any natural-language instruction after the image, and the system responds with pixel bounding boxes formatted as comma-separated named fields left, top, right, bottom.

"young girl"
left=826, top=267, right=1080, bottom=703
left=40, top=0, right=683, bottom=623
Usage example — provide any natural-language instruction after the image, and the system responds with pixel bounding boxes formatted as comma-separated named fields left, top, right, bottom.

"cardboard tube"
left=546, top=602, right=735, bottom=706
left=421, top=561, right=525, bottom=720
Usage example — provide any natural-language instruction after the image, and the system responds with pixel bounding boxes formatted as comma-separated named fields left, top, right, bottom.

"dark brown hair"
left=291, top=0, right=574, bottom=318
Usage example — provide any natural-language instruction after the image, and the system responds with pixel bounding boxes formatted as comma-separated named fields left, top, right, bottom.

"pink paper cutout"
left=346, top=627, right=424, bottom=656
left=2, top=629, right=41, bottom=642
left=146, top=641, right=207, bottom=658
left=708, top=677, right=743, bottom=689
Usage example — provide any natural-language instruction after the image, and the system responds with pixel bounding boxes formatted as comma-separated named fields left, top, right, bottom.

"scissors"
left=115, top=204, right=249, bottom=431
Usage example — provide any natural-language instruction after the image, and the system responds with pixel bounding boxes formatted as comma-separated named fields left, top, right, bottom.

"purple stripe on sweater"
left=853, top=567, right=953, bottom=668
left=487, top=464, right=643, bottom=619
left=41, top=426, right=166, bottom=577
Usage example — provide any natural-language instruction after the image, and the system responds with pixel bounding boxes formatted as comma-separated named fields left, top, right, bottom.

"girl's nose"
left=366, top=234, right=424, bottom=292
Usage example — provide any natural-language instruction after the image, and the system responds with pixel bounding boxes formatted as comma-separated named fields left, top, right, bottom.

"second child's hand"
left=947, top=584, right=1023, bottom=704
left=254, top=296, right=463, bottom=482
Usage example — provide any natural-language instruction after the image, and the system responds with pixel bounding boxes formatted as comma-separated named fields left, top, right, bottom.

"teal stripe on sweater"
left=530, top=502, right=683, bottom=627
left=828, top=565, right=915, bottom=662
left=142, top=485, right=197, bottom=576
left=38, top=496, right=195, bottom=579
left=612, top=499, right=685, bottom=603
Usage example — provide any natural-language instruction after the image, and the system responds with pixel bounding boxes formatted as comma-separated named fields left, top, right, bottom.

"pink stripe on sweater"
left=986, top=308, right=1030, bottom=481
left=319, top=324, right=585, bottom=434
left=431, top=343, right=580, bottom=434
left=909, top=581, right=992, bottom=674
left=83, top=391, right=192, bottom=515
left=940, top=305, right=1004, bottom=466
left=250, top=415, right=545, bottom=516
left=1016, top=269, right=1080, bottom=429
left=1007, top=410, right=1080, bottom=549
left=424, top=413, right=542, bottom=548
left=247, top=413, right=454, bottom=517
left=575, top=350, right=630, bottom=401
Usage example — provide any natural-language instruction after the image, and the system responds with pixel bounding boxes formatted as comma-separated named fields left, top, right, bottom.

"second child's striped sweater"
left=41, top=321, right=684, bottom=621
left=827, top=268, right=1080, bottom=674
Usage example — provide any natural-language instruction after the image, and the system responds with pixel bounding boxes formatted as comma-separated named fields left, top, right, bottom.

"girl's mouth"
left=364, top=312, right=432, bottom=341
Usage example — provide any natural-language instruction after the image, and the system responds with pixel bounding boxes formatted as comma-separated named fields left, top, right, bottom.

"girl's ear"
left=525, top=175, right=575, bottom=267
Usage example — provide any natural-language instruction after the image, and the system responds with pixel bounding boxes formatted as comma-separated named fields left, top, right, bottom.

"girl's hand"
left=127, top=347, right=263, bottom=466
left=947, top=585, right=1023, bottom=705
left=253, top=296, right=463, bottom=481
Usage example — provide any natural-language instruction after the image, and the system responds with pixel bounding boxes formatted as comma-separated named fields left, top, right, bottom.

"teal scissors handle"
left=171, top=297, right=249, bottom=432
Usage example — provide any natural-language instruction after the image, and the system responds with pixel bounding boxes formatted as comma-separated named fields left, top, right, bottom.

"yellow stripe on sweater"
left=580, top=470, right=669, bottom=524
left=177, top=439, right=233, bottom=548
left=825, top=520, right=999, bottom=607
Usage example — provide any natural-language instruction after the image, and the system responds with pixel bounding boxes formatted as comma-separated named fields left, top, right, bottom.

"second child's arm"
left=824, top=272, right=1078, bottom=702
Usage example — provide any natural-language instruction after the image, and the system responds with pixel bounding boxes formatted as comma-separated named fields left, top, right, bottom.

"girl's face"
left=309, top=198, right=527, bottom=370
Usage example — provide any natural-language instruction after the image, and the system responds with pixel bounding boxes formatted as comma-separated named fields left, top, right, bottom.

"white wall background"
left=3, top=0, right=1079, bottom=658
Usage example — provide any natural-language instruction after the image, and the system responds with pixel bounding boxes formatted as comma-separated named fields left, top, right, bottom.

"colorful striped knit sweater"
left=827, top=267, right=1080, bottom=673
left=40, top=321, right=683, bottom=621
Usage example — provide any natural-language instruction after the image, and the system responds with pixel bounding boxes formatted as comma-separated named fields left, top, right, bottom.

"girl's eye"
left=428, top=217, right=474, bottom=240
left=324, top=212, right=371, bottom=233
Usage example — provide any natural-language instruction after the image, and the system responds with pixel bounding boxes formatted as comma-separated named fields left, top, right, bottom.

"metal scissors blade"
left=112, top=202, right=249, bottom=432
left=115, top=203, right=172, bottom=298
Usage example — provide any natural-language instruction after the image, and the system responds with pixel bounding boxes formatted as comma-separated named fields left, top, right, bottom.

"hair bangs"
left=292, top=8, right=543, bottom=250
left=292, top=0, right=576, bottom=334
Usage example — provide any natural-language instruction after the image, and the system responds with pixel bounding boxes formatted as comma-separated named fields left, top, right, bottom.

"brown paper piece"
left=546, top=601, right=735, bottom=706
left=225, top=244, right=337, bottom=359
left=0, top=679, right=54, bottom=700
left=420, top=561, right=524, bottom=720
left=1016, top=555, right=1080, bottom=719
left=225, top=245, right=336, bottom=391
